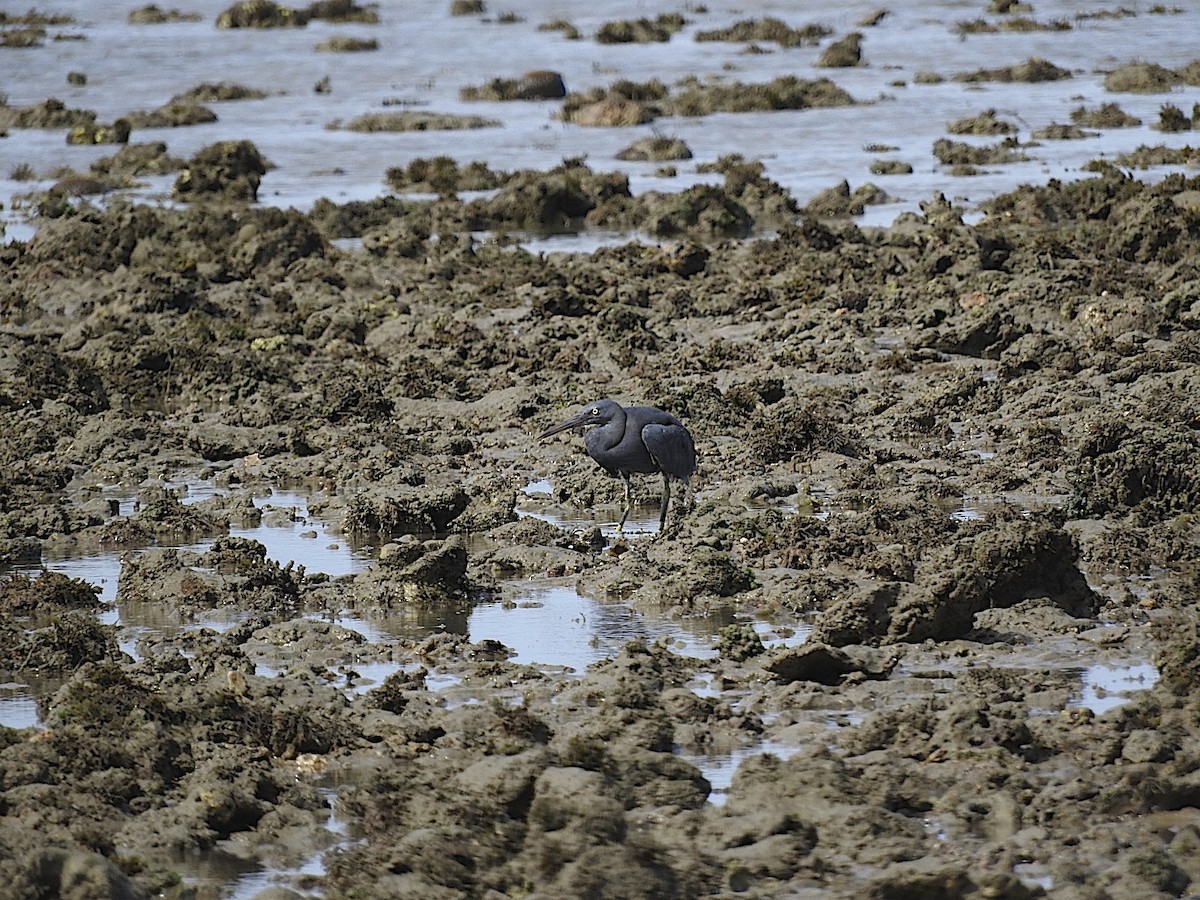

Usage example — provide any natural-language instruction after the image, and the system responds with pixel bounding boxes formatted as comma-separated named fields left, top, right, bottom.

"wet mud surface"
left=3, top=165, right=1200, bottom=899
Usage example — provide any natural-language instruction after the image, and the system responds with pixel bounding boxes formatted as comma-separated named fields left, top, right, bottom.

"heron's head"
left=536, top=399, right=620, bottom=441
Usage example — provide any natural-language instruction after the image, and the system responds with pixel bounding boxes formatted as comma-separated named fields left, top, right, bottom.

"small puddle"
left=683, top=739, right=802, bottom=807
left=175, top=785, right=353, bottom=900
left=518, top=476, right=687, bottom=537
left=1074, top=662, right=1160, bottom=715
left=951, top=502, right=986, bottom=523
left=1013, top=864, right=1055, bottom=893
left=467, top=585, right=730, bottom=670
left=517, top=500, right=668, bottom=538
left=507, top=229, right=655, bottom=256
left=0, top=482, right=794, bottom=731
left=0, top=682, right=41, bottom=730
left=220, top=488, right=376, bottom=577
left=11, top=486, right=375, bottom=605
left=253, top=659, right=407, bottom=698
left=519, top=477, right=805, bottom=537
left=1, top=484, right=380, bottom=730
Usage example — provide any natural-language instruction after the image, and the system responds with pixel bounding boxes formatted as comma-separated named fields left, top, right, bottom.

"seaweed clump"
left=1071, top=102, right=1142, bottom=128
left=173, top=140, right=269, bottom=202
left=385, top=157, right=509, bottom=197
left=954, top=57, right=1072, bottom=83
left=694, top=17, right=830, bottom=47
left=595, top=13, right=685, bottom=44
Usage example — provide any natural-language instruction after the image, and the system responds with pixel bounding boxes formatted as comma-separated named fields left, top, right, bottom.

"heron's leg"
left=618, top=473, right=633, bottom=532
left=659, top=473, right=671, bottom=530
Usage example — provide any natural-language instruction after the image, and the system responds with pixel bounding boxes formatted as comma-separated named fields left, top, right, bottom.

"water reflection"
left=8, top=0, right=1200, bottom=243
left=333, top=598, right=472, bottom=643
left=175, top=785, right=351, bottom=900
left=467, top=585, right=733, bottom=670
left=517, top=501, right=667, bottom=539
left=519, top=475, right=672, bottom=537
left=1075, top=662, right=1160, bottom=715
left=0, top=682, right=42, bottom=730
left=520, top=476, right=707, bottom=537
left=681, top=739, right=802, bottom=807
left=214, top=488, right=377, bottom=576
left=12, top=487, right=376, bottom=605
left=0, top=485, right=381, bottom=729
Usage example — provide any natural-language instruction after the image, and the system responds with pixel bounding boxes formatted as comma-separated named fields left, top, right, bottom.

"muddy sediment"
left=2, top=146, right=1200, bottom=899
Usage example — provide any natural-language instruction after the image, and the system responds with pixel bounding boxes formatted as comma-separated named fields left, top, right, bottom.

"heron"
left=537, top=399, right=696, bottom=532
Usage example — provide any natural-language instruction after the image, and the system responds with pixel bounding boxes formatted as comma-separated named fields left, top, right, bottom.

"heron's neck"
left=586, top=407, right=626, bottom=451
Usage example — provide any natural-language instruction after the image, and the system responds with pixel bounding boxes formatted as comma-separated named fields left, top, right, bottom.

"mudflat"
left=2, top=166, right=1200, bottom=898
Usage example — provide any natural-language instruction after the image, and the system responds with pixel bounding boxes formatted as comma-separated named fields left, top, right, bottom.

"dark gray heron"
left=537, top=399, right=696, bottom=532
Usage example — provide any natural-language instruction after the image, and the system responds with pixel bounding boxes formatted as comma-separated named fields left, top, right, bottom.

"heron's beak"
left=537, top=412, right=588, bottom=441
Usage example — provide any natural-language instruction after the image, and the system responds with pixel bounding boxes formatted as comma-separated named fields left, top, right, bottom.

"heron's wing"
left=641, top=424, right=696, bottom=482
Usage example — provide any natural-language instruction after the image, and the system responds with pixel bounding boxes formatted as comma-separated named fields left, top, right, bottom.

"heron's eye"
left=590, top=407, right=599, bottom=416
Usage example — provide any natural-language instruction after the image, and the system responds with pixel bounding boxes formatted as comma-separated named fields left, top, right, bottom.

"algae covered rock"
left=954, top=56, right=1072, bottom=83
left=124, top=101, right=217, bottom=128
left=65, top=118, right=131, bottom=145
left=813, top=519, right=1098, bottom=646
left=595, top=13, right=685, bottom=44
left=173, top=140, right=268, bottom=202
left=615, top=136, right=692, bottom=161
left=569, top=97, right=655, bottom=127
left=947, top=108, right=1017, bottom=135
left=469, top=159, right=631, bottom=231
left=1104, top=61, right=1181, bottom=93
left=331, top=111, right=500, bottom=132
left=1067, top=419, right=1200, bottom=519
left=461, top=70, right=566, bottom=101
left=817, top=31, right=864, bottom=68
left=765, top=642, right=897, bottom=685
left=0, top=97, right=97, bottom=130
left=670, top=75, right=855, bottom=115
left=1071, top=101, right=1142, bottom=127
left=694, top=17, right=830, bottom=48
left=716, top=623, right=766, bottom=661
left=343, top=485, right=471, bottom=535
left=90, top=141, right=187, bottom=176
left=128, top=4, right=203, bottom=23
left=0, top=571, right=101, bottom=614
left=216, top=0, right=307, bottom=28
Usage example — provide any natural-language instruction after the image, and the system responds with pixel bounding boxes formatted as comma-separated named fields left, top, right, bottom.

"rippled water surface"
left=3, top=0, right=1200, bottom=239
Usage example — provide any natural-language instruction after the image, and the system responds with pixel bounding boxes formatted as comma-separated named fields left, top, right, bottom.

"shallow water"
left=518, top=474, right=676, bottom=536
left=1075, top=661, right=1160, bottom=715
left=684, top=738, right=802, bottom=807
left=470, top=585, right=721, bottom=667
left=13, top=486, right=376, bottom=604
left=0, top=475, right=1162, bottom=731
left=4, top=0, right=1200, bottom=240
left=0, top=683, right=42, bottom=730
left=0, top=479, right=800, bottom=728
